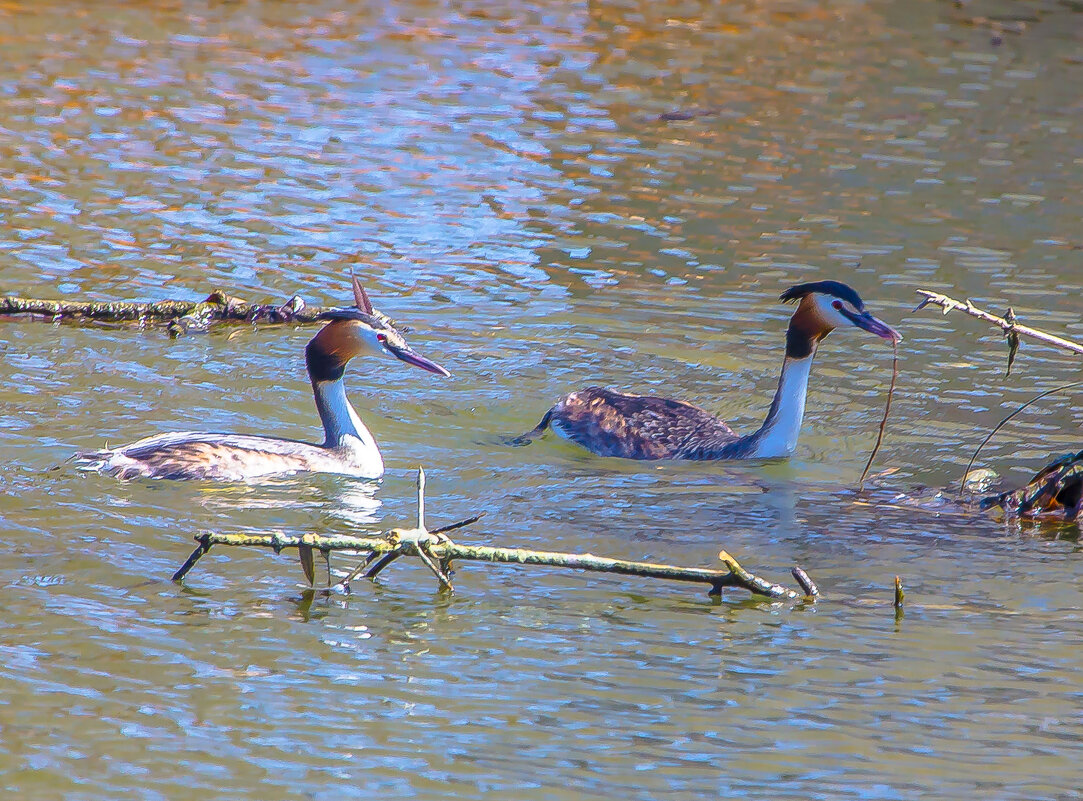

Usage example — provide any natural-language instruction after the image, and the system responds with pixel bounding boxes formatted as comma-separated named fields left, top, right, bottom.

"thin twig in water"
left=960, top=380, right=1083, bottom=497
left=416, top=466, right=426, bottom=532
left=430, top=514, right=484, bottom=535
left=858, top=340, right=899, bottom=488
left=414, top=545, right=454, bottom=590
left=361, top=551, right=401, bottom=581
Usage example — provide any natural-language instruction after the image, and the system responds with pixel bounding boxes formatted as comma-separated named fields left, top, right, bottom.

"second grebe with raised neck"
left=518, top=280, right=901, bottom=460
left=76, top=276, right=450, bottom=481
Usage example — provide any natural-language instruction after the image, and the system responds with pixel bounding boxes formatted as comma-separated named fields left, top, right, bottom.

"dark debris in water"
left=658, top=107, right=723, bottom=122
left=981, top=450, right=1083, bottom=521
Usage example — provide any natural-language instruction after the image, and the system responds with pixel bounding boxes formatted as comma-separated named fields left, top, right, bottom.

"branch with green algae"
left=172, top=468, right=815, bottom=600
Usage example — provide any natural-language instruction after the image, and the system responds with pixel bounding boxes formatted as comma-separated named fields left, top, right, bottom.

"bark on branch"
left=175, top=531, right=804, bottom=598
left=914, top=289, right=1083, bottom=357
left=0, top=291, right=335, bottom=335
left=172, top=469, right=813, bottom=600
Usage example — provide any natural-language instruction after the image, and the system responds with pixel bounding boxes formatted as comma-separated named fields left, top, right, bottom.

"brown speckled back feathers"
left=547, top=387, right=744, bottom=460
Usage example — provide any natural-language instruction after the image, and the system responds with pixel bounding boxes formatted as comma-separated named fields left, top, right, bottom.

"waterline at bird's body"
left=74, top=276, right=449, bottom=482
left=520, top=280, right=901, bottom=462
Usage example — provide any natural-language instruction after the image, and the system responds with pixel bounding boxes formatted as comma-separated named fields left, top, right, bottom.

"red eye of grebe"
left=376, top=333, right=387, bottom=343
left=832, top=300, right=843, bottom=310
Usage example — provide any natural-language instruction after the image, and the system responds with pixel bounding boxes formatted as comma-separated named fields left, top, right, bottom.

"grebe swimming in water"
left=76, top=276, right=450, bottom=481
left=517, top=280, right=900, bottom=461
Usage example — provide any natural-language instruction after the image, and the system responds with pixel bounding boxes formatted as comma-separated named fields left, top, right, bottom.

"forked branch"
left=172, top=468, right=814, bottom=600
left=174, top=530, right=808, bottom=599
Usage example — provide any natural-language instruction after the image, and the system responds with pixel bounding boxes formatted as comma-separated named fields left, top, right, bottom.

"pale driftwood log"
left=914, top=289, right=1083, bottom=356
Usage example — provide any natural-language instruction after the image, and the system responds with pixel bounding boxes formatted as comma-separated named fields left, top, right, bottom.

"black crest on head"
left=317, top=307, right=382, bottom=327
left=779, top=280, right=865, bottom=310
left=315, top=274, right=393, bottom=329
left=351, top=270, right=375, bottom=315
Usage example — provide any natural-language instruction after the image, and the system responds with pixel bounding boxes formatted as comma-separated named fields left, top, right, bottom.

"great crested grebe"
left=517, top=280, right=901, bottom=460
left=76, top=276, right=450, bottom=481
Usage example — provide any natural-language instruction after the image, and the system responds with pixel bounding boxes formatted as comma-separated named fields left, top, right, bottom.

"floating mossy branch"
left=0, top=291, right=332, bottom=336
left=173, top=468, right=816, bottom=600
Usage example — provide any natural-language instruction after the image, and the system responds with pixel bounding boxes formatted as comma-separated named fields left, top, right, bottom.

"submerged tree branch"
left=914, top=289, right=1083, bottom=357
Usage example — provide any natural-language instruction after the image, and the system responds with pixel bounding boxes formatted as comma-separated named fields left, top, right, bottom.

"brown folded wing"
left=549, top=387, right=739, bottom=460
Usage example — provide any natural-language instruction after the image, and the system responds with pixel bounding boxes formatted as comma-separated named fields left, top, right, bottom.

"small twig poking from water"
left=961, top=380, right=1083, bottom=498
left=359, top=551, right=400, bottom=582
left=858, top=340, right=899, bottom=488
left=893, top=576, right=905, bottom=612
left=913, top=289, right=1083, bottom=357
left=430, top=514, right=484, bottom=535
left=792, top=566, right=819, bottom=597
left=298, top=544, right=316, bottom=586
left=413, top=544, right=454, bottom=590
left=416, top=466, right=426, bottom=532
left=171, top=468, right=813, bottom=601
left=172, top=538, right=213, bottom=582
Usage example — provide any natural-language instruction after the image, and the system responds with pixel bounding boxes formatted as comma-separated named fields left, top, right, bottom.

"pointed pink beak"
left=386, top=343, right=452, bottom=377
left=845, top=309, right=903, bottom=343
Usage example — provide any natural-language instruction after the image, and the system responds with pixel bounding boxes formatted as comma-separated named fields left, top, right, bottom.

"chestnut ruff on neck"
left=74, top=283, right=448, bottom=481
left=305, top=318, right=369, bottom=383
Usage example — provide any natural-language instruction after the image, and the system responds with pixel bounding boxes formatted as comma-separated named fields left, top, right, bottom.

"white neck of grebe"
left=746, top=354, right=815, bottom=458
left=313, top=378, right=382, bottom=464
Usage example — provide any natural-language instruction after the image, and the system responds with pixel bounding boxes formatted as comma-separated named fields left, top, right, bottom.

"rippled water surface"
left=3, top=0, right=1083, bottom=797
